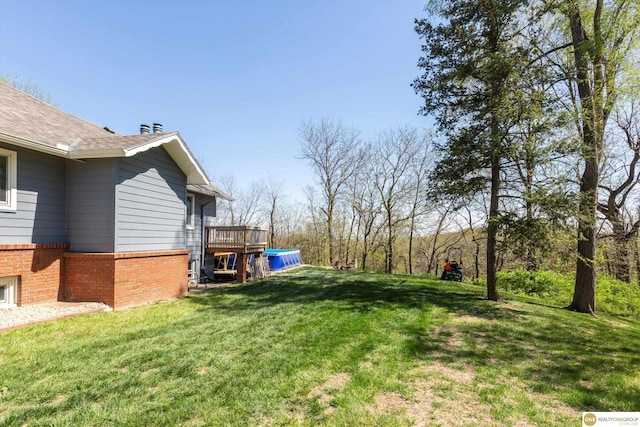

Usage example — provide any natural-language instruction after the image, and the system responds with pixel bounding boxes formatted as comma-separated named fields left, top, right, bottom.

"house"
left=0, top=82, right=232, bottom=309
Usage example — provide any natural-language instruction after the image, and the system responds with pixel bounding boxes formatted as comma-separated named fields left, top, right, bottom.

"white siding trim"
left=0, top=147, right=17, bottom=212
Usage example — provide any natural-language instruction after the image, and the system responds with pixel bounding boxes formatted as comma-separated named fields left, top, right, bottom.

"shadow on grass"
left=187, top=267, right=640, bottom=411
left=189, top=268, right=517, bottom=319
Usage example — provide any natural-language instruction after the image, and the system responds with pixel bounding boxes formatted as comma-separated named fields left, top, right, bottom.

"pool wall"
left=263, top=249, right=302, bottom=271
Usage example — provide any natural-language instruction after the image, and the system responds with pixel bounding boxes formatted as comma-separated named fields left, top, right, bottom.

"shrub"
left=597, top=276, right=640, bottom=320
left=497, top=270, right=640, bottom=320
left=497, top=270, right=570, bottom=297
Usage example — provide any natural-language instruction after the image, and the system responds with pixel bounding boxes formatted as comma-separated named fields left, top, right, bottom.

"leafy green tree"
left=413, top=0, right=530, bottom=300
left=558, top=0, right=640, bottom=314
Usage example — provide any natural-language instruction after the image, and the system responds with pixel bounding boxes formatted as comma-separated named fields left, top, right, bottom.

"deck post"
left=236, top=253, right=248, bottom=283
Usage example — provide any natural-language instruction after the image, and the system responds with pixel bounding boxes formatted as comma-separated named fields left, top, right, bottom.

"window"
left=186, top=193, right=195, bottom=229
left=0, top=276, right=17, bottom=308
left=0, top=148, right=17, bottom=211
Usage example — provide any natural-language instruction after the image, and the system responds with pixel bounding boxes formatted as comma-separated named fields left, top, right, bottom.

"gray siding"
left=66, top=158, right=116, bottom=252
left=186, top=193, right=216, bottom=268
left=115, top=146, right=187, bottom=252
left=0, top=142, right=67, bottom=244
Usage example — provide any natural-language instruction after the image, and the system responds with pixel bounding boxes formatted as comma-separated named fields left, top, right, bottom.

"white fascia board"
left=0, top=132, right=69, bottom=157
left=125, top=134, right=209, bottom=185
left=124, top=134, right=178, bottom=156
left=161, top=137, right=209, bottom=185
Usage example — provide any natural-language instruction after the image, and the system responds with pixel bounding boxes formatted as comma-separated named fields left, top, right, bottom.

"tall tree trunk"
left=636, top=235, right=640, bottom=287
left=567, top=0, right=602, bottom=314
left=474, top=239, right=480, bottom=279
left=487, top=154, right=500, bottom=301
left=486, top=120, right=500, bottom=301
left=572, top=162, right=598, bottom=314
left=408, top=226, right=415, bottom=275
left=344, top=213, right=356, bottom=265
left=327, top=200, right=334, bottom=265
left=387, top=230, right=394, bottom=274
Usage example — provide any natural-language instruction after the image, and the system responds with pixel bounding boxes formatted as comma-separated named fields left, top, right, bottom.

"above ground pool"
left=263, top=249, right=302, bottom=271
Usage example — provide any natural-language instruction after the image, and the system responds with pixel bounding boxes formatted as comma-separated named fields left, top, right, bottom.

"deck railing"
left=205, top=226, right=268, bottom=253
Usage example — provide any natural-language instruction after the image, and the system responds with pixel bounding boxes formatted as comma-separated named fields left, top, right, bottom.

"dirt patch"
left=359, top=361, right=374, bottom=370
left=197, top=366, right=209, bottom=375
left=603, top=318, right=628, bottom=328
left=51, top=395, right=67, bottom=405
left=453, top=314, right=493, bottom=324
left=579, top=379, right=594, bottom=388
left=308, top=372, right=351, bottom=414
left=147, top=386, right=160, bottom=394
left=435, top=327, right=464, bottom=352
left=141, top=368, right=159, bottom=377
left=284, top=406, right=307, bottom=423
left=413, top=361, right=475, bottom=384
left=367, top=366, right=494, bottom=426
left=526, top=390, right=580, bottom=420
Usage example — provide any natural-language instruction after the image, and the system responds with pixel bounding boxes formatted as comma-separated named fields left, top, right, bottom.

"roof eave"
left=187, top=184, right=235, bottom=201
left=68, top=133, right=209, bottom=185
left=0, top=132, right=69, bottom=158
left=2, top=130, right=210, bottom=186
left=155, top=135, right=209, bottom=185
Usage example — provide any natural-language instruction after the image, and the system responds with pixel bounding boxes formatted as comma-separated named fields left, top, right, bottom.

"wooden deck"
left=204, top=226, right=268, bottom=283
left=205, top=226, right=268, bottom=254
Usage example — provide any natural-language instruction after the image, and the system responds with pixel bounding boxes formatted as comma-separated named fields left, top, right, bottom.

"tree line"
left=218, top=0, right=639, bottom=317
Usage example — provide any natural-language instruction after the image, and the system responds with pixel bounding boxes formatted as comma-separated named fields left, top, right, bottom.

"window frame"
left=0, top=276, right=18, bottom=308
left=0, top=147, right=17, bottom=212
left=186, top=192, right=195, bottom=229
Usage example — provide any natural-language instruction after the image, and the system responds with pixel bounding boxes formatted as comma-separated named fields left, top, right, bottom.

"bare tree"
left=371, top=127, right=426, bottom=274
left=407, top=134, right=433, bottom=274
left=299, top=118, right=363, bottom=264
left=351, top=162, right=383, bottom=271
left=597, top=106, right=640, bottom=282
left=264, top=178, right=285, bottom=248
left=303, top=185, right=327, bottom=264
left=217, top=175, right=266, bottom=226
left=0, top=74, right=58, bottom=106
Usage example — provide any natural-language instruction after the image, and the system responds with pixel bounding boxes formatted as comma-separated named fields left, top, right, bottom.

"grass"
left=1, top=267, right=638, bottom=426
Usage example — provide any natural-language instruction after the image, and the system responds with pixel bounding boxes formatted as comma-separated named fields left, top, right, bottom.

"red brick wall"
left=0, top=244, right=68, bottom=305
left=64, top=253, right=116, bottom=307
left=1, top=245, right=188, bottom=309
left=65, top=250, right=189, bottom=310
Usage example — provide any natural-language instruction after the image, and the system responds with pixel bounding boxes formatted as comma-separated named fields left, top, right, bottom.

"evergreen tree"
left=413, top=0, right=530, bottom=300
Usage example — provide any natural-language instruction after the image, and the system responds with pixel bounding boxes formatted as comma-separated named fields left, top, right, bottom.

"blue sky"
left=0, top=0, right=432, bottom=203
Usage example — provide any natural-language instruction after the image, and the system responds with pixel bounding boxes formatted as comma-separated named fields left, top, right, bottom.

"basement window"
left=0, top=276, right=17, bottom=308
left=0, top=148, right=17, bottom=211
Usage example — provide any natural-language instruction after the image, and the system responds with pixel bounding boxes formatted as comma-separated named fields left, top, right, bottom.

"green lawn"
left=1, top=267, right=638, bottom=426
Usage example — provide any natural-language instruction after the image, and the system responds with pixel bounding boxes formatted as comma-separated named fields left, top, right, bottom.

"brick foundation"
left=0, top=244, right=69, bottom=306
left=65, top=250, right=189, bottom=310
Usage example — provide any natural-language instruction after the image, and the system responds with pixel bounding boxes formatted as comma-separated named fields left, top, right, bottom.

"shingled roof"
left=0, top=82, right=112, bottom=148
left=0, top=82, right=210, bottom=185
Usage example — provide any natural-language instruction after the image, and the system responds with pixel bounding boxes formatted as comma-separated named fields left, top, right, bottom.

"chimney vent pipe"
left=153, top=123, right=163, bottom=133
left=140, top=124, right=150, bottom=134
